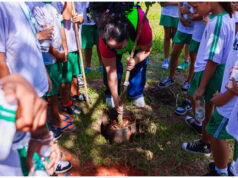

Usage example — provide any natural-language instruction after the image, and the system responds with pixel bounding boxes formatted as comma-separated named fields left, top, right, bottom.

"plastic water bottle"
left=227, top=60, right=238, bottom=89
left=195, top=100, right=205, bottom=122
left=40, top=24, right=52, bottom=53
left=28, top=145, right=51, bottom=176
left=77, top=74, right=84, bottom=88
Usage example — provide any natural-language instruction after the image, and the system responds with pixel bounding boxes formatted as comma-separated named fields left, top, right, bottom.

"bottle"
left=227, top=60, right=238, bottom=89
left=77, top=74, right=84, bottom=88
left=28, top=145, right=51, bottom=176
left=195, top=100, right=205, bottom=122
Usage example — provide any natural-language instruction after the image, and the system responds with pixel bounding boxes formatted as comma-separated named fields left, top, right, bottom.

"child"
left=182, top=2, right=235, bottom=160
left=81, top=2, right=103, bottom=74
left=158, top=2, right=194, bottom=88
left=60, top=2, right=87, bottom=112
left=159, top=2, right=179, bottom=70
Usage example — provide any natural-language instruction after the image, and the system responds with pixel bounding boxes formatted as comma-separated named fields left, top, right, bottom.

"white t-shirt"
left=0, top=2, right=48, bottom=97
left=177, top=2, right=194, bottom=34
left=192, top=20, right=205, bottom=42
left=194, top=13, right=235, bottom=73
left=161, top=4, right=179, bottom=18
left=216, top=34, right=238, bottom=118
left=226, top=99, right=238, bottom=141
left=63, top=2, right=83, bottom=53
left=32, top=2, right=63, bottom=65
left=235, top=11, right=238, bottom=23
left=81, top=2, right=96, bottom=25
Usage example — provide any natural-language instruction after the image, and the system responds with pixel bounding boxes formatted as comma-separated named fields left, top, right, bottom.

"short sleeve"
left=99, top=37, right=116, bottom=58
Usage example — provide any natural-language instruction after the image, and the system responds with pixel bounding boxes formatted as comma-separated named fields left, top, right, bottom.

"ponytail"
left=219, top=2, right=233, bottom=18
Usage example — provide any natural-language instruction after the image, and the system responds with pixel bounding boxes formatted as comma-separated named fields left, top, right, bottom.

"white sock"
left=215, top=165, right=228, bottom=175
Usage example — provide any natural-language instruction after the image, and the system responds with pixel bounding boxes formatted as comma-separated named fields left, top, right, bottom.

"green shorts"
left=61, top=51, right=82, bottom=84
left=206, top=108, right=234, bottom=139
left=188, top=64, right=225, bottom=103
left=159, top=15, right=179, bottom=28
left=173, top=30, right=192, bottom=44
left=189, top=40, right=200, bottom=53
left=81, top=25, right=99, bottom=49
left=46, top=62, right=62, bottom=96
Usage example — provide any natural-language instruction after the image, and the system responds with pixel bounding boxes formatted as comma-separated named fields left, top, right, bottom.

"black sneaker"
left=208, top=162, right=234, bottom=176
left=158, top=77, right=175, bottom=88
left=181, top=81, right=190, bottom=93
left=62, top=104, right=82, bottom=115
left=175, top=98, right=192, bottom=116
left=54, top=161, right=72, bottom=174
left=49, top=126, right=62, bottom=140
left=204, top=168, right=228, bottom=176
left=184, top=116, right=202, bottom=135
left=71, top=93, right=91, bottom=102
left=182, top=139, right=211, bottom=156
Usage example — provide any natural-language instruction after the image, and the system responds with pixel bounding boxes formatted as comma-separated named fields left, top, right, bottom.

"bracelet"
left=30, top=131, right=54, bottom=143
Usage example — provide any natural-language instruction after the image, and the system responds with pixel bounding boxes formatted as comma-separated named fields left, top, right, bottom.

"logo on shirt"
left=233, top=37, right=238, bottom=50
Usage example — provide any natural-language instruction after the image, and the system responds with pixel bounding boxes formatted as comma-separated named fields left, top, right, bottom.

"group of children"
left=159, top=2, right=238, bottom=176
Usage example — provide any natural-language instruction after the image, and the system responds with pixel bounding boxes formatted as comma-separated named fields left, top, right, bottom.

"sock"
left=215, top=165, right=228, bottom=175
left=63, top=100, right=72, bottom=107
left=194, top=121, right=202, bottom=127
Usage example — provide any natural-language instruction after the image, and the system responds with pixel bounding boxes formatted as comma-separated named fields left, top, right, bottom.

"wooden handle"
left=71, top=2, right=90, bottom=108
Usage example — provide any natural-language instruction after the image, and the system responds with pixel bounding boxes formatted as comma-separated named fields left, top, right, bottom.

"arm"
left=103, top=56, right=120, bottom=109
left=190, top=13, right=203, bottom=21
left=61, top=25, right=68, bottom=62
left=62, top=2, right=72, bottom=20
left=36, top=26, right=54, bottom=41
left=193, top=60, right=218, bottom=100
left=211, top=90, right=235, bottom=106
left=0, top=53, right=10, bottom=78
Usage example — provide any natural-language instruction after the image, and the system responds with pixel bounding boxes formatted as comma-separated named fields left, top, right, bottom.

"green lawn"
left=58, top=3, right=235, bottom=176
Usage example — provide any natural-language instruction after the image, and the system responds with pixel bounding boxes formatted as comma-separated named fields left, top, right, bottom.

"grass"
left=58, top=3, right=235, bottom=176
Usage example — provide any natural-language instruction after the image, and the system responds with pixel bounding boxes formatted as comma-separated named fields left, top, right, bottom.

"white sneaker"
left=132, top=96, right=145, bottom=107
left=161, top=58, right=169, bottom=69
left=106, top=97, right=115, bottom=107
left=54, top=161, right=72, bottom=174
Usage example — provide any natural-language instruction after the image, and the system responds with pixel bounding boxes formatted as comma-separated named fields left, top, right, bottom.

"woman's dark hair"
left=89, top=2, right=136, bottom=43
left=219, top=2, right=233, bottom=18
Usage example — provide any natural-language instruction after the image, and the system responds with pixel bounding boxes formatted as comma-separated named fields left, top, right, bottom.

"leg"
left=184, top=44, right=189, bottom=63
left=70, top=77, right=78, bottom=97
left=171, top=27, right=177, bottom=40
left=209, top=135, right=229, bottom=169
left=163, top=26, right=172, bottom=59
left=202, top=102, right=214, bottom=144
left=60, top=83, right=70, bottom=106
left=187, top=52, right=196, bottom=83
left=169, top=43, right=184, bottom=80
left=96, top=45, right=103, bottom=66
left=84, top=48, right=93, bottom=68
left=127, top=57, right=149, bottom=99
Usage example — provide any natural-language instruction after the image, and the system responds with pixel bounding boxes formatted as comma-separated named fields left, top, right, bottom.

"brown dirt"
left=58, top=148, right=145, bottom=176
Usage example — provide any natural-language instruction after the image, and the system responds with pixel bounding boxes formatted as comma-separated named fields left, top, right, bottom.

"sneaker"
left=76, top=75, right=84, bottom=88
left=204, top=168, right=228, bottom=176
left=177, top=61, right=190, bottom=70
left=132, top=96, right=145, bottom=108
left=158, top=77, right=175, bottom=88
left=71, top=93, right=87, bottom=102
left=98, top=66, right=103, bottom=73
left=184, top=116, right=202, bottom=135
left=181, top=81, right=190, bottom=92
left=182, top=139, right=211, bottom=156
left=62, top=104, right=82, bottom=115
left=208, top=162, right=234, bottom=176
left=161, top=58, right=169, bottom=69
left=49, top=126, right=62, bottom=140
left=54, top=161, right=72, bottom=174
left=106, top=97, right=115, bottom=107
left=175, top=98, right=192, bottom=116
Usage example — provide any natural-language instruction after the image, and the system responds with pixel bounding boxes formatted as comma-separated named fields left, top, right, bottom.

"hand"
left=126, top=57, right=137, bottom=71
left=116, top=105, right=123, bottom=115
left=72, top=13, right=84, bottom=24
left=181, top=4, right=191, bottom=15
left=64, top=51, right=68, bottom=62
left=179, top=17, right=192, bottom=27
left=226, top=77, right=238, bottom=96
left=203, top=16, right=209, bottom=26
left=210, top=93, right=221, bottom=104
left=1, top=74, right=47, bottom=132
left=193, top=87, right=205, bottom=100
left=56, top=51, right=66, bottom=62
left=26, top=140, right=61, bottom=175
left=37, top=26, right=54, bottom=41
